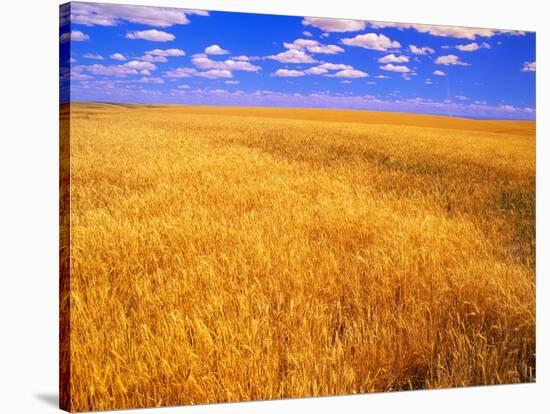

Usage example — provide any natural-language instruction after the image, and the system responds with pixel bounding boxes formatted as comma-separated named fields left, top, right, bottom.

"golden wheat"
left=61, top=103, right=535, bottom=412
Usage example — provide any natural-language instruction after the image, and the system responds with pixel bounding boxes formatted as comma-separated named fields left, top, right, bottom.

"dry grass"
left=60, top=103, right=535, bottom=412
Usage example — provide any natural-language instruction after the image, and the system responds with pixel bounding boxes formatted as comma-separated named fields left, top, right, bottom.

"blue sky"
left=60, top=2, right=536, bottom=119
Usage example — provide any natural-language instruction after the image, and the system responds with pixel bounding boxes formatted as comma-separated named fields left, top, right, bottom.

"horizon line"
left=62, top=100, right=537, bottom=122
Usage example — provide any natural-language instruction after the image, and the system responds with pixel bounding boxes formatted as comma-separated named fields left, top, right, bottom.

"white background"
left=0, top=0, right=546, bottom=412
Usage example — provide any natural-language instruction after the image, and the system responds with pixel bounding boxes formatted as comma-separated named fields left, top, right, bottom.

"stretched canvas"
left=59, top=1, right=536, bottom=412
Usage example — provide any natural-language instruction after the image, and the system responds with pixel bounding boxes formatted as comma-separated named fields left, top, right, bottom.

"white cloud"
left=205, top=44, right=229, bottom=55
left=192, top=54, right=261, bottom=72
left=232, top=55, right=250, bottom=61
left=69, top=3, right=208, bottom=27
left=456, top=95, right=468, bottom=100
left=369, top=21, right=525, bottom=40
left=317, top=62, right=353, bottom=71
left=522, top=61, right=536, bottom=72
left=138, top=77, right=164, bottom=84
left=68, top=57, right=77, bottom=64
left=435, top=54, right=469, bottom=66
left=284, top=39, right=320, bottom=50
left=267, top=49, right=317, bottom=63
left=433, top=70, right=446, bottom=76
left=341, top=33, right=400, bottom=51
left=271, top=62, right=365, bottom=78
left=140, top=54, right=168, bottom=63
left=73, top=60, right=158, bottom=78
left=378, top=54, right=409, bottom=63
left=304, top=66, right=329, bottom=75
left=375, top=74, right=390, bottom=79
left=126, top=29, right=175, bottom=42
left=302, top=17, right=366, bottom=32
left=60, top=30, right=89, bottom=43
left=110, top=53, right=126, bottom=61
left=272, top=69, right=306, bottom=77
left=455, top=42, right=490, bottom=52
left=309, top=44, right=345, bottom=54
left=225, top=80, right=240, bottom=84
left=146, top=48, right=185, bottom=57
left=83, top=64, right=138, bottom=77
left=328, top=69, right=369, bottom=78
left=195, top=69, right=233, bottom=79
left=82, top=53, right=103, bottom=60
left=409, top=45, right=435, bottom=55
left=499, top=104, right=517, bottom=112
left=303, top=31, right=313, bottom=37
left=165, top=67, right=197, bottom=78
left=124, top=60, right=157, bottom=71
left=380, top=63, right=411, bottom=73
left=185, top=9, right=209, bottom=17
left=284, top=38, right=344, bottom=54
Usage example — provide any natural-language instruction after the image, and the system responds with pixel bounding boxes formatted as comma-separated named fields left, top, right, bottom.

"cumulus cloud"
left=82, top=53, right=104, bottom=60
left=205, top=44, right=229, bottom=55
left=304, top=66, right=329, bottom=75
left=140, top=54, right=168, bottom=63
left=284, top=38, right=344, bottom=54
left=110, top=53, right=126, bottom=61
left=379, top=63, right=411, bottom=73
left=61, top=66, right=91, bottom=81
left=369, top=21, right=525, bottom=40
left=341, top=33, right=400, bottom=51
left=522, top=61, right=536, bottom=72
left=71, top=60, right=158, bottom=78
left=60, top=30, right=89, bottom=43
left=124, top=60, right=157, bottom=71
left=146, top=48, right=185, bottom=57
left=185, top=9, right=209, bottom=16
left=378, top=54, right=409, bottom=63
left=137, top=77, right=164, bottom=84
left=409, top=45, right=435, bottom=55
left=82, top=64, right=142, bottom=77
left=267, top=49, right=317, bottom=63
left=195, top=69, right=233, bottom=79
left=302, top=17, right=366, bottom=32
left=126, top=29, right=175, bottom=42
left=192, top=54, right=261, bottom=72
left=272, top=62, right=366, bottom=78
left=327, top=69, right=368, bottom=78
left=69, top=2, right=208, bottom=27
left=433, top=70, right=446, bottom=76
left=303, top=31, right=313, bottom=37
left=317, top=62, right=353, bottom=71
left=165, top=67, right=197, bottom=78
left=272, top=69, right=306, bottom=77
left=499, top=104, right=517, bottom=112
left=225, top=80, right=240, bottom=84
left=455, top=42, right=490, bottom=52
left=435, top=54, right=469, bottom=66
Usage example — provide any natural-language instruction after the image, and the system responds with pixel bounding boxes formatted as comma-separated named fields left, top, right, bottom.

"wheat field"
left=60, top=103, right=535, bottom=412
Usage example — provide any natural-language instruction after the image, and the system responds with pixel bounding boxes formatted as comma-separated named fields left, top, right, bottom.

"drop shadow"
left=35, top=393, right=59, bottom=408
